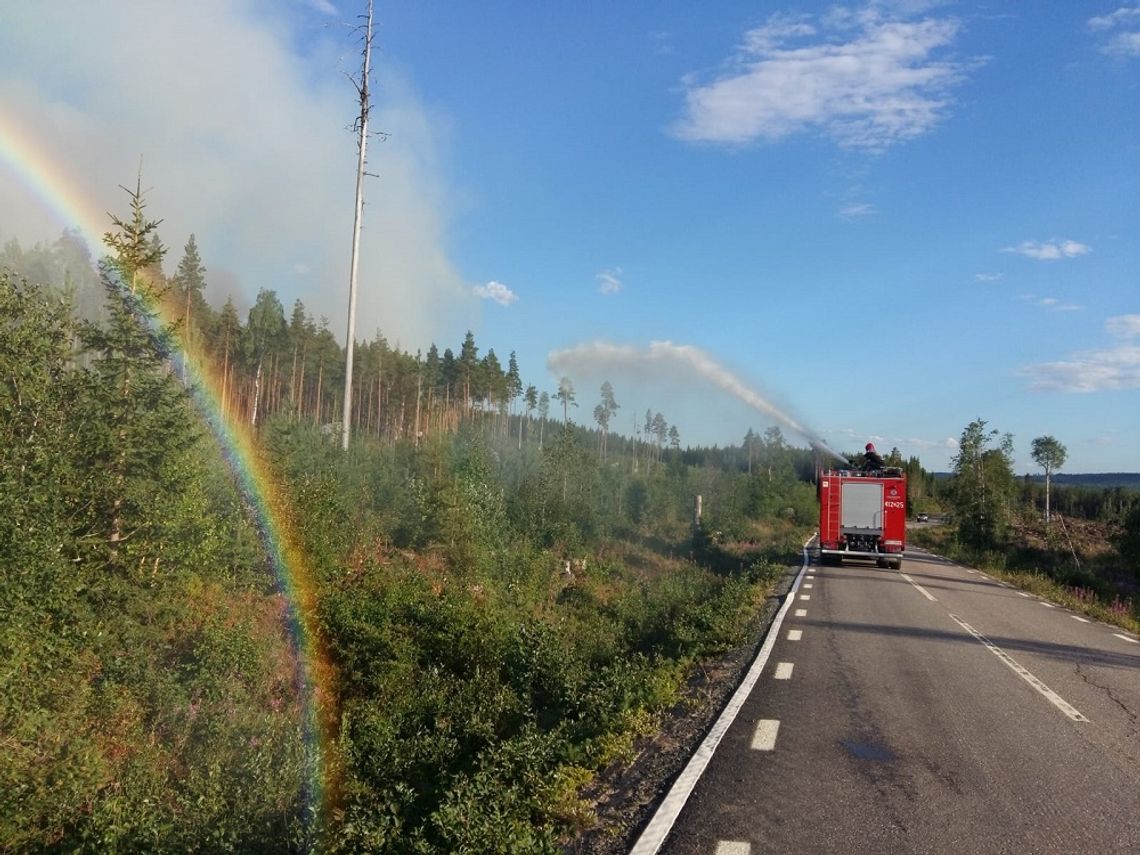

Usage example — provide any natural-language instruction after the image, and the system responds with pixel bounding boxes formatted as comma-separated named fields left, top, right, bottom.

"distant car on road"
left=916, top=513, right=929, bottom=523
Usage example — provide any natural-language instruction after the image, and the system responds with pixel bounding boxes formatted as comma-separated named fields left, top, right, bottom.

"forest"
left=2, top=189, right=824, bottom=852
left=4, top=188, right=1138, bottom=852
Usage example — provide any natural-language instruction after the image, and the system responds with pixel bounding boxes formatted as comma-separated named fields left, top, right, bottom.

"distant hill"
left=932, top=473, right=1140, bottom=490
left=1031, top=473, right=1140, bottom=490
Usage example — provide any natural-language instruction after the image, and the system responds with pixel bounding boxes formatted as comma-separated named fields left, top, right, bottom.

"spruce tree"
left=79, top=179, right=193, bottom=568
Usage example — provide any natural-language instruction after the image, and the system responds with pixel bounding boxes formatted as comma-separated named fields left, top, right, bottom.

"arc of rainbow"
left=2, top=118, right=334, bottom=832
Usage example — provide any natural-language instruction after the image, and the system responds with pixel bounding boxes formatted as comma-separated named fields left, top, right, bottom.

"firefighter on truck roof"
left=862, top=442, right=885, bottom=471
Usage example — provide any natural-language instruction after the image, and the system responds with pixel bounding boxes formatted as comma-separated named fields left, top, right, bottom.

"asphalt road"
left=639, top=546, right=1140, bottom=854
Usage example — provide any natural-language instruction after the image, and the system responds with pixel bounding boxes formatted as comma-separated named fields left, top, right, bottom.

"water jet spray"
left=547, top=340, right=848, bottom=464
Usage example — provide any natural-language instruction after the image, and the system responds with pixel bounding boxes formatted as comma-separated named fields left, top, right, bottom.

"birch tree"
left=951, top=418, right=1015, bottom=546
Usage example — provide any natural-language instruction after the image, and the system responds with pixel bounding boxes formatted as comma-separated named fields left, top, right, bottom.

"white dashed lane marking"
left=1114, top=633, right=1139, bottom=644
left=751, top=719, right=780, bottom=751
left=1040, top=602, right=1056, bottom=609
left=1018, top=592, right=1031, bottom=598
left=899, top=572, right=937, bottom=602
left=715, top=842, right=751, bottom=855
left=804, top=583, right=814, bottom=589
left=628, top=539, right=814, bottom=855
left=1071, top=616, right=1090, bottom=623
left=794, top=609, right=807, bottom=617
left=800, top=594, right=811, bottom=601
left=788, top=630, right=803, bottom=641
left=949, top=614, right=1088, bottom=722
left=774, top=662, right=794, bottom=680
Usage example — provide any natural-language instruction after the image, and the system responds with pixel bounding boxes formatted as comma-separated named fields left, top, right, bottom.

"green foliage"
left=1030, top=435, right=1067, bottom=476
left=912, top=524, right=1139, bottom=633
left=1117, top=506, right=1140, bottom=577
left=6, top=185, right=833, bottom=850
left=2, top=211, right=306, bottom=850
left=950, top=418, right=1016, bottom=547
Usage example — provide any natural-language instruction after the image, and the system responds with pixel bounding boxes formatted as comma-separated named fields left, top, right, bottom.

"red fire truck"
left=818, top=467, right=906, bottom=568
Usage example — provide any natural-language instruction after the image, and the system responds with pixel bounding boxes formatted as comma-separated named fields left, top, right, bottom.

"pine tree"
left=480, top=348, right=503, bottom=412
left=459, top=330, right=478, bottom=410
left=424, top=343, right=441, bottom=428
left=506, top=350, right=522, bottom=438
left=597, top=380, right=619, bottom=460
left=287, top=300, right=313, bottom=417
left=245, top=289, right=286, bottom=427
left=523, top=384, right=538, bottom=448
left=170, top=234, right=208, bottom=382
left=1031, top=435, right=1068, bottom=524
left=441, top=347, right=457, bottom=404
left=214, top=297, right=241, bottom=419
left=538, top=391, right=550, bottom=448
left=555, top=376, right=577, bottom=423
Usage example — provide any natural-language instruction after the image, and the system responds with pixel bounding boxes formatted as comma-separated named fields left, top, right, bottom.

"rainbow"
left=3, top=119, right=333, bottom=834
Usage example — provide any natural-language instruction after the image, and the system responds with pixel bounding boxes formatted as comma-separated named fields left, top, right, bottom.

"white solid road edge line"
left=715, top=842, right=751, bottom=855
left=949, top=614, right=1089, bottom=723
left=627, top=538, right=814, bottom=855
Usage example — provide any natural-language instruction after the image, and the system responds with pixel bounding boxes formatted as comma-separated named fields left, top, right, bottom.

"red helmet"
left=865, top=443, right=876, bottom=452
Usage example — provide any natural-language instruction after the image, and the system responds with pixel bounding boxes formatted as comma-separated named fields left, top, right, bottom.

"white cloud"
left=473, top=280, right=518, bottom=306
left=649, top=31, right=675, bottom=56
left=1003, top=239, right=1091, bottom=261
left=1089, top=7, right=1140, bottom=30
left=304, top=0, right=339, bottom=15
left=907, top=436, right=960, bottom=451
left=1111, top=31, right=1140, bottom=55
left=1023, top=345, right=1140, bottom=392
left=831, top=427, right=958, bottom=454
left=1022, top=316, right=1140, bottom=388
left=1039, top=300, right=1080, bottom=314
left=0, top=1, right=472, bottom=352
left=596, top=267, right=623, bottom=295
left=839, top=203, right=876, bottom=218
left=672, top=7, right=969, bottom=150
left=975, top=272, right=1002, bottom=282
left=1089, top=7, right=1140, bottom=57
left=1021, top=294, right=1083, bottom=311
left=1107, top=314, right=1140, bottom=337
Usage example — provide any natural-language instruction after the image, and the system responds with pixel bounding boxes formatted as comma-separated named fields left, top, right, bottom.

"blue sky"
left=1, top=1, right=1137, bottom=472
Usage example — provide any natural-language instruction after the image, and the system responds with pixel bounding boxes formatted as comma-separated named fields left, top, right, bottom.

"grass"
left=910, top=526, right=1140, bottom=636
left=987, top=570, right=1138, bottom=635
